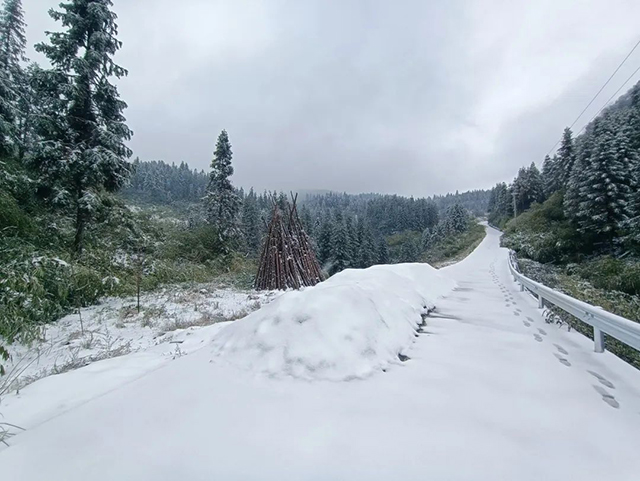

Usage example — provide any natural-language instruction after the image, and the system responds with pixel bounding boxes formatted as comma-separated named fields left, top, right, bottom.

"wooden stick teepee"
left=254, top=194, right=323, bottom=290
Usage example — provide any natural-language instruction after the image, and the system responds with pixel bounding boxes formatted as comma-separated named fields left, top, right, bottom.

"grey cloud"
left=24, top=0, right=640, bottom=196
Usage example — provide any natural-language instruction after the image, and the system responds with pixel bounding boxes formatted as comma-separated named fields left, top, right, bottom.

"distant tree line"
left=122, top=152, right=490, bottom=275
left=122, top=159, right=208, bottom=204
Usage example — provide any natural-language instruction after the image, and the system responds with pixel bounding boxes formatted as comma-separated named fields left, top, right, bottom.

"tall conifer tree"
left=33, top=0, right=132, bottom=254
left=204, top=130, right=241, bottom=251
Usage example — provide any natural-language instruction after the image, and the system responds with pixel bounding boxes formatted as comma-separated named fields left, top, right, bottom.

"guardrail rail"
left=507, top=250, right=640, bottom=354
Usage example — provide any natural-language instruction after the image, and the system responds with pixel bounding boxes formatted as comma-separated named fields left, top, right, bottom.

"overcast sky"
left=24, top=0, right=640, bottom=196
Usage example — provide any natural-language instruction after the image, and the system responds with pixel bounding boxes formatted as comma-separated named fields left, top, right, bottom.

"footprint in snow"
left=553, top=343, right=568, bottom=355
left=513, top=311, right=520, bottom=317
left=593, top=385, right=619, bottom=408
left=534, top=333, right=543, bottom=342
left=515, top=308, right=522, bottom=313
left=553, top=352, right=571, bottom=367
left=526, top=316, right=535, bottom=324
left=588, top=370, right=615, bottom=389
left=523, top=320, right=531, bottom=327
left=537, top=328, right=547, bottom=336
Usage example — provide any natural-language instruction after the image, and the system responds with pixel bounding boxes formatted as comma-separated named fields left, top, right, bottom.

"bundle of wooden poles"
left=254, top=194, right=323, bottom=290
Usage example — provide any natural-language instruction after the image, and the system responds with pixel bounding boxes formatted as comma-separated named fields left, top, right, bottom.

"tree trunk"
left=73, top=196, right=86, bottom=256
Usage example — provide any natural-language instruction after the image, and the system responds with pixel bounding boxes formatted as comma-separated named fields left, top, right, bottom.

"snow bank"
left=210, top=263, right=456, bottom=380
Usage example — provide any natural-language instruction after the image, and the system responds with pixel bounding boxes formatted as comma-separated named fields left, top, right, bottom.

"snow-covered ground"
left=2, top=225, right=640, bottom=480
left=2, top=283, right=279, bottom=393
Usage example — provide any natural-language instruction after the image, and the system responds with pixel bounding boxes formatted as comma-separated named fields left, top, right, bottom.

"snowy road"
left=2, top=225, right=640, bottom=480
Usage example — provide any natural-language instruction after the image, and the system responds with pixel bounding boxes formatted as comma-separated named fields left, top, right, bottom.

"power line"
left=568, top=39, right=640, bottom=131
left=576, top=62, right=640, bottom=136
left=545, top=38, right=640, bottom=157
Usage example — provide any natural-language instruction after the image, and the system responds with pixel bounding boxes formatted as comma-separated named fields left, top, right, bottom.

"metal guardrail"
left=507, top=250, right=640, bottom=354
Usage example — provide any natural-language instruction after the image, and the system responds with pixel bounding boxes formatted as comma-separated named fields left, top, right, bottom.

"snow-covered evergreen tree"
left=300, top=205, right=314, bottom=238
left=204, top=130, right=241, bottom=251
left=241, top=188, right=261, bottom=254
left=527, top=162, right=545, bottom=205
left=33, top=0, right=132, bottom=254
left=0, top=0, right=26, bottom=74
left=12, top=62, right=39, bottom=161
left=487, top=182, right=514, bottom=225
left=356, top=220, right=375, bottom=268
left=625, top=158, right=640, bottom=247
left=445, top=203, right=468, bottom=233
left=421, top=226, right=433, bottom=250
left=542, top=154, right=562, bottom=197
left=317, top=217, right=334, bottom=265
left=557, top=127, right=576, bottom=186
left=344, top=215, right=358, bottom=264
left=400, top=237, right=419, bottom=263
left=376, top=237, right=390, bottom=264
left=0, top=60, right=11, bottom=155
left=568, top=114, right=635, bottom=244
left=0, top=0, right=26, bottom=157
left=329, top=214, right=351, bottom=275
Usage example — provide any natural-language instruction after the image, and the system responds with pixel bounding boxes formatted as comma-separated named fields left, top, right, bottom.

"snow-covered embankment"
left=211, top=263, right=456, bottom=380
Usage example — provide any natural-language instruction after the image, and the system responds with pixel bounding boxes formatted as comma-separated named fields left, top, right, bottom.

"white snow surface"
left=210, top=263, right=455, bottom=380
left=2, top=225, right=640, bottom=480
left=3, top=283, right=279, bottom=392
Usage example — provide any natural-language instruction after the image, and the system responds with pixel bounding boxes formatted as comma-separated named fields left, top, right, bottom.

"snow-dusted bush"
left=502, top=192, right=584, bottom=263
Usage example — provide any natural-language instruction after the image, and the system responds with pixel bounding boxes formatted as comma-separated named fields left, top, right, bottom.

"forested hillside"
left=488, top=79, right=640, bottom=335
left=489, top=80, right=640, bottom=261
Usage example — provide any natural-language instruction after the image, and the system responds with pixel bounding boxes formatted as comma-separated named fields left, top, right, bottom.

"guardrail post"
left=593, top=327, right=605, bottom=353
left=538, top=295, right=544, bottom=309
left=519, top=283, right=524, bottom=292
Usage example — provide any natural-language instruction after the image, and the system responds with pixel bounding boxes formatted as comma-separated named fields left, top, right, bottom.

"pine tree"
left=300, top=205, right=314, bottom=238
left=569, top=114, right=635, bottom=244
left=204, top=130, right=241, bottom=251
left=527, top=162, right=545, bottom=205
left=488, top=182, right=514, bottom=225
left=542, top=154, right=561, bottom=197
left=345, top=215, right=358, bottom=264
left=13, top=63, right=39, bottom=161
left=329, top=215, right=351, bottom=275
left=0, top=0, right=26, bottom=157
left=626, top=159, right=640, bottom=248
left=400, top=237, right=419, bottom=263
left=421, top=226, right=433, bottom=250
left=628, top=83, right=640, bottom=151
left=557, top=127, right=576, bottom=186
left=241, top=188, right=261, bottom=254
left=0, top=0, right=26, bottom=74
left=512, top=163, right=544, bottom=214
left=356, top=220, right=375, bottom=268
left=376, top=237, right=390, bottom=264
left=33, top=0, right=132, bottom=254
left=0, top=59, right=11, bottom=155
left=564, top=133, right=592, bottom=225
left=317, top=217, right=334, bottom=265
left=445, top=203, right=468, bottom=233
